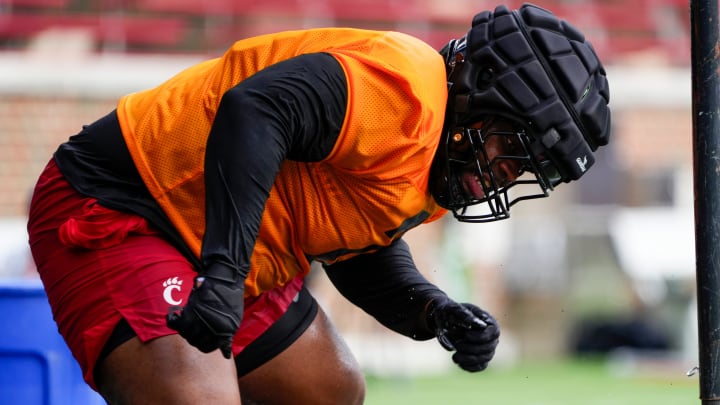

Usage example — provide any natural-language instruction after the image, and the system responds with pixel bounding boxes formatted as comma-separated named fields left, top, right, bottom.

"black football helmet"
left=430, top=3, right=611, bottom=222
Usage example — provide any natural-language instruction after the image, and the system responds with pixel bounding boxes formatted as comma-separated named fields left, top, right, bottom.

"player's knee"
left=295, top=355, right=366, bottom=405
left=240, top=369, right=364, bottom=405
left=339, top=362, right=366, bottom=405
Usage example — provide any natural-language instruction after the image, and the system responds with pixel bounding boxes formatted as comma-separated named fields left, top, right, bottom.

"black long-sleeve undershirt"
left=324, top=238, right=448, bottom=340
left=200, top=52, right=347, bottom=279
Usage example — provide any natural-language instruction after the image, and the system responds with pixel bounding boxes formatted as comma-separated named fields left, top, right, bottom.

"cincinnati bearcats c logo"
left=162, top=277, right=184, bottom=306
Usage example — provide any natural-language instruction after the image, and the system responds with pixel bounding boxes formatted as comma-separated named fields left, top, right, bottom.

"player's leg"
left=238, top=307, right=365, bottom=405
left=28, top=160, right=241, bottom=404
left=234, top=284, right=366, bottom=405
left=96, top=331, right=240, bottom=404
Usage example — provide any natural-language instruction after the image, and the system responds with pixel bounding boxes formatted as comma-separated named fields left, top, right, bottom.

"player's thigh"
left=96, top=334, right=240, bottom=405
left=237, top=305, right=365, bottom=405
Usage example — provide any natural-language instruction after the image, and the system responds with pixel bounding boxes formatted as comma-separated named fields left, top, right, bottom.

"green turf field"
left=365, top=358, right=699, bottom=405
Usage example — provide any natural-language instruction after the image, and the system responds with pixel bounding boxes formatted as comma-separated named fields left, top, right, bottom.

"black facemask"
left=429, top=117, right=559, bottom=222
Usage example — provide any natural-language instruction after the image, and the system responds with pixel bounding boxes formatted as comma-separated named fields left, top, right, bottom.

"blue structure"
left=0, top=279, right=104, bottom=405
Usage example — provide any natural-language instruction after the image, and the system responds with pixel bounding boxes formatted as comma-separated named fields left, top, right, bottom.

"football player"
left=28, top=4, right=609, bottom=404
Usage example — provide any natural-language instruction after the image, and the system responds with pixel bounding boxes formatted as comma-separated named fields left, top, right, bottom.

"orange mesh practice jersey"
left=116, top=28, right=449, bottom=297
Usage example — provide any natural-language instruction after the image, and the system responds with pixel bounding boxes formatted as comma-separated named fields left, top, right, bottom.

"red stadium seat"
left=0, top=13, right=187, bottom=47
left=7, top=0, right=70, bottom=9
left=131, top=0, right=236, bottom=15
left=131, top=0, right=305, bottom=17
left=0, top=0, right=692, bottom=63
left=317, top=0, right=428, bottom=23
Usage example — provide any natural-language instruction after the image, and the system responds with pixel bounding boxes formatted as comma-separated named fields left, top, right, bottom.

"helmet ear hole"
left=452, top=131, right=464, bottom=143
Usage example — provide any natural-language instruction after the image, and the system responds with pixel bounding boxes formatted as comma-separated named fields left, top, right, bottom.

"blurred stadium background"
left=0, top=0, right=699, bottom=403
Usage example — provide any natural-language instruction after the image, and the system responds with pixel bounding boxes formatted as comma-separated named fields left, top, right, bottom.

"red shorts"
left=27, top=159, right=303, bottom=390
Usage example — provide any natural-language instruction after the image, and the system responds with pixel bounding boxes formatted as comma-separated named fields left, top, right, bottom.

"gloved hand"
left=166, top=263, right=245, bottom=359
left=428, top=299, right=500, bottom=372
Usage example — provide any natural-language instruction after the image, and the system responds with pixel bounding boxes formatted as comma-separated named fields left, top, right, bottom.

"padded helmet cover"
left=443, top=3, right=611, bottom=182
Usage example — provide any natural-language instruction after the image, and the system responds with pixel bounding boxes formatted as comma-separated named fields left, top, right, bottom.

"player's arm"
left=324, top=238, right=445, bottom=339
left=201, top=52, right=346, bottom=278
left=324, top=238, right=501, bottom=371
left=168, top=52, right=348, bottom=357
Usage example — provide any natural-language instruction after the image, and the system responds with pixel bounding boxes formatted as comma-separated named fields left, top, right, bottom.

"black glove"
left=166, top=263, right=245, bottom=359
left=428, top=299, right=500, bottom=372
